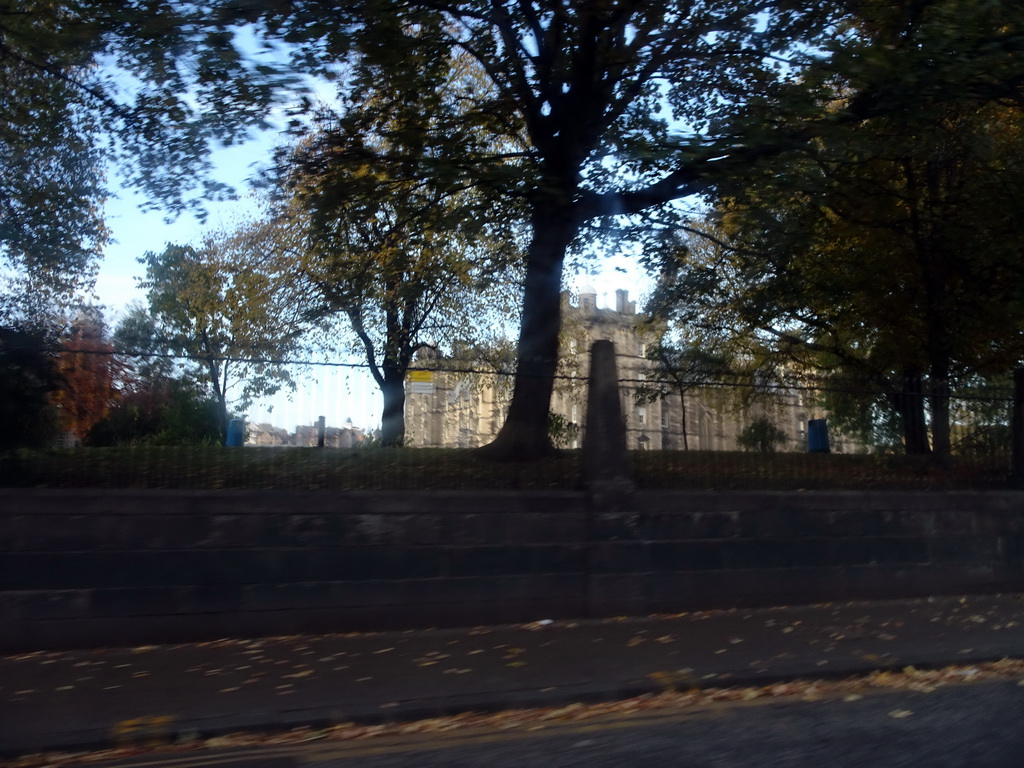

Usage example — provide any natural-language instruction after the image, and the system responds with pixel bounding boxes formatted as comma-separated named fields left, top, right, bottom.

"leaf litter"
left=9, top=658, right=1024, bottom=768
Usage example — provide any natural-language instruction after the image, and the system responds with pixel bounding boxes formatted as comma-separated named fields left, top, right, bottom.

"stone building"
left=246, top=420, right=366, bottom=448
left=405, top=286, right=831, bottom=452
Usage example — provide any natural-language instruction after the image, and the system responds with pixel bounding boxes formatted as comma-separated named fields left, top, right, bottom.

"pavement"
left=4, top=593, right=1024, bottom=757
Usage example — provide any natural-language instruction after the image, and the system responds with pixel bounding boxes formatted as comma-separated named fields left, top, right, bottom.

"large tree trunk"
left=379, top=367, right=406, bottom=447
left=679, top=388, right=689, bottom=451
left=928, top=365, right=952, bottom=456
left=889, top=373, right=930, bottom=454
left=206, top=359, right=229, bottom=444
left=478, top=206, right=576, bottom=461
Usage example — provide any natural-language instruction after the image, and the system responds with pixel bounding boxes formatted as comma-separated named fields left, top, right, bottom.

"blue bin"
left=807, top=419, right=830, bottom=453
left=226, top=419, right=245, bottom=447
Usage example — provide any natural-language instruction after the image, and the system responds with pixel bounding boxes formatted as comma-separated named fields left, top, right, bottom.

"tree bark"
left=205, top=359, right=229, bottom=444
left=477, top=205, right=576, bottom=461
left=679, top=388, right=689, bottom=451
left=1012, top=368, right=1024, bottom=484
left=928, top=368, right=952, bottom=456
left=379, top=367, right=407, bottom=447
left=889, top=373, right=930, bottom=454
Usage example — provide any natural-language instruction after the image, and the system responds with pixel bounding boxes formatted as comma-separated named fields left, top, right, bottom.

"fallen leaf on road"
left=889, top=710, right=913, bottom=719
left=627, top=637, right=645, bottom=647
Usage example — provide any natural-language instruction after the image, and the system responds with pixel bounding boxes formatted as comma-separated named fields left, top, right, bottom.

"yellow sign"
left=408, top=369, right=435, bottom=394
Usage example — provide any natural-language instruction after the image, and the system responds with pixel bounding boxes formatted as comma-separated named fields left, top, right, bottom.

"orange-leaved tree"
left=52, top=306, right=122, bottom=442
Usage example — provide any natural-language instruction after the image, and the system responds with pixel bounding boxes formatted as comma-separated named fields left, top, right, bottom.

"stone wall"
left=2, top=489, right=1023, bottom=651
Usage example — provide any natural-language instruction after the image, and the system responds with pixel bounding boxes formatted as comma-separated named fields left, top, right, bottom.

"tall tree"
left=635, top=339, right=731, bottom=451
left=706, top=96, right=1024, bottom=454
left=222, top=1, right=850, bottom=458
left=281, top=44, right=523, bottom=446
left=224, top=0, right=1024, bottom=458
left=137, top=227, right=308, bottom=438
left=52, top=306, right=120, bottom=440
left=84, top=305, right=223, bottom=446
left=0, top=323, right=62, bottom=449
left=0, top=1, right=292, bottom=313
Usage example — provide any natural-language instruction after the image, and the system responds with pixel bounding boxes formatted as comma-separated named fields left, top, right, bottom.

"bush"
left=737, top=417, right=788, bottom=453
left=548, top=411, right=581, bottom=449
left=0, top=325, right=61, bottom=449
left=86, top=379, right=222, bottom=446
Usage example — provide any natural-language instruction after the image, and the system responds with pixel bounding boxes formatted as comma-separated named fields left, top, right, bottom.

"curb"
left=7, top=652, right=1020, bottom=758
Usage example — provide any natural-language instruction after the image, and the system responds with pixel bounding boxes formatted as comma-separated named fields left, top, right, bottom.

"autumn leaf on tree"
left=51, top=307, right=122, bottom=440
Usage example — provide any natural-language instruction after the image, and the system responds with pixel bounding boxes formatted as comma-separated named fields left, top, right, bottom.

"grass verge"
left=0, top=447, right=1014, bottom=491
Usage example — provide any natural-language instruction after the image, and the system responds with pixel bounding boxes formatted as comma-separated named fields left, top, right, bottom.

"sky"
left=93, top=134, right=655, bottom=436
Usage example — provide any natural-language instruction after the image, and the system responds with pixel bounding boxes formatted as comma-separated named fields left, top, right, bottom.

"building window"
left=660, top=410, right=668, bottom=430
left=637, top=405, right=646, bottom=426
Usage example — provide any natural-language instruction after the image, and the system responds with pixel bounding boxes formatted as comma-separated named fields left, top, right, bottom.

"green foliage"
left=653, top=0, right=1024, bottom=456
left=21, top=0, right=1017, bottom=457
left=279, top=44, right=524, bottom=446
left=86, top=379, right=222, bottom=447
left=737, top=418, right=789, bottom=454
left=0, top=2, right=292, bottom=312
left=0, top=0, right=106, bottom=308
left=231, top=0, right=857, bottom=458
left=137, top=227, right=307, bottom=435
left=948, top=377, right=1013, bottom=459
left=91, top=305, right=241, bottom=446
left=2, top=445, right=1011, bottom=492
left=816, top=388, right=904, bottom=455
left=112, top=303, right=177, bottom=385
left=547, top=411, right=580, bottom=450
left=0, top=324, right=61, bottom=449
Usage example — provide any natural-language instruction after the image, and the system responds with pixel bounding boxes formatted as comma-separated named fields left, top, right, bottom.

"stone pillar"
left=582, top=340, right=633, bottom=492
left=1012, top=369, right=1024, bottom=486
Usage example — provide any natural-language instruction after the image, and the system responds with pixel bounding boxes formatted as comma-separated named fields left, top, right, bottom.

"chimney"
left=615, top=289, right=630, bottom=314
